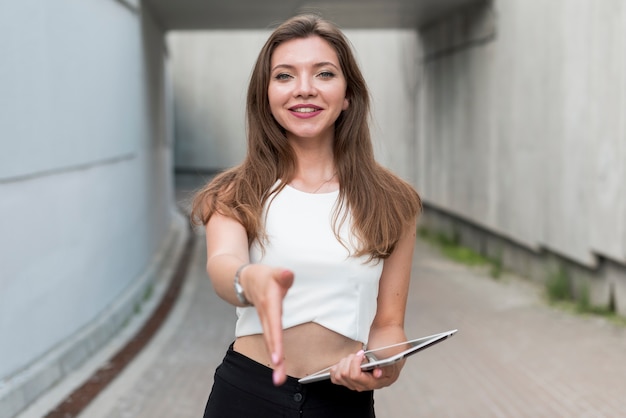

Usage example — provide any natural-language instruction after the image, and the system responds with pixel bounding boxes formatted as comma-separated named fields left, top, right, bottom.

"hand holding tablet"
left=298, top=329, right=458, bottom=384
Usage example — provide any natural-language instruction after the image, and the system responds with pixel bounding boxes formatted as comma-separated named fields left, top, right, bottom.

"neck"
left=289, top=168, right=338, bottom=194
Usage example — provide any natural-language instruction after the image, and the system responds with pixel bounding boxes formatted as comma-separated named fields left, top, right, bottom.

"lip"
left=288, top=104, right=323, bottom=118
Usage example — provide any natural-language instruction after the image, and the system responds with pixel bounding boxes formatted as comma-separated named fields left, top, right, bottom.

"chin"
left=289, top=126, right=334, bottom=140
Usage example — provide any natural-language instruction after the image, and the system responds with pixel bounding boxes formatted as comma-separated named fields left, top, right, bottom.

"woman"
left=192, top=13, right=422, bottom=418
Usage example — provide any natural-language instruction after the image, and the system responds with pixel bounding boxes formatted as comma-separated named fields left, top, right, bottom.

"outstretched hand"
left=244, top=265, right=294, bottom=386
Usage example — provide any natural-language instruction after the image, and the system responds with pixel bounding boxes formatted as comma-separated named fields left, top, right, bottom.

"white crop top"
left=235, top=184, right=384, bottom=345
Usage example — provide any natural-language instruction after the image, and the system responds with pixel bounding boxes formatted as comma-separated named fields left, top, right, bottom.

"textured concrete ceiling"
left=144, top=0, right=484, bottom=30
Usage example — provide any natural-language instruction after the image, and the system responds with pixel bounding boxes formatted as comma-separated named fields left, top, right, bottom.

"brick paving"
left=376, top=245, right=626, bottom=417
left=68, top=227, right=626, bottom=418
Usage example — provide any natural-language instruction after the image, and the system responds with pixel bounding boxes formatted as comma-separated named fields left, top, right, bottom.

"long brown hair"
left=191, top=13, right=421, bottom=260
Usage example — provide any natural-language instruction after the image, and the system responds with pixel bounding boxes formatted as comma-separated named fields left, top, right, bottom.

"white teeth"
left=292, top=107, right=318, bottom=113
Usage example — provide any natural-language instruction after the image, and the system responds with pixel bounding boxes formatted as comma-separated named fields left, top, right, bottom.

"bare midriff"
left=233, top=322, right=364, bottom=378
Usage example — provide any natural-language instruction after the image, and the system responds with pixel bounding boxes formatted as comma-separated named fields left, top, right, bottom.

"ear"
left=342, top=97, right=350, bottom=111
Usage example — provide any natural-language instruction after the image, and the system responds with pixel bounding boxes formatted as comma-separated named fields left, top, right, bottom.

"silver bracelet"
left=233, top=263, right=253, bottom=306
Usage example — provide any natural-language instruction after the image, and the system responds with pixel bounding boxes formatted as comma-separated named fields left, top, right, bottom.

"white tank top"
left=235, top=184, right=384, bottom=344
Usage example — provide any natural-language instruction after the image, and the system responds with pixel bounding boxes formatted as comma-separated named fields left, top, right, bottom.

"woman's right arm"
left=204, top=212, right=294, bottom=385
left=205, top=212, right=253, bottom=305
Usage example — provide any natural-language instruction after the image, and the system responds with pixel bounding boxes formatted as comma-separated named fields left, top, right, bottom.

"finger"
left=266, top=269, right=293, bottom=360
left=261, top=294, right=284, bottom=366
left=261, top=310, right=285, bottom=386
left=331, top=351, right=365, bottom=390
left=276, top=268, right=294, bottom=289
left=260, top=269, right=293, bottom=386
left=273, top=361, right=287, bottom=386
left=347, top=350, right=365, bottom=378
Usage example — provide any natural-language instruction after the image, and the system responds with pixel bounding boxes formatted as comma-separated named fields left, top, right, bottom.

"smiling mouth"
left=291, top=107, right=320, bottom=113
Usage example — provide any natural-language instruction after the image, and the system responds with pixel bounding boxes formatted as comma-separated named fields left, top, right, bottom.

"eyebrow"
left=271, top=61, right=341, bottom=72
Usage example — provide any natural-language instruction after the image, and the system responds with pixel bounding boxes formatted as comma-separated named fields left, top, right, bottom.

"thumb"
left=275, top=269, right=294, bottom=289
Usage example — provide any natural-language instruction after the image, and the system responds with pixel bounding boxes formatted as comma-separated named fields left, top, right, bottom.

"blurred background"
left=1, top=0, right=625, bottom=416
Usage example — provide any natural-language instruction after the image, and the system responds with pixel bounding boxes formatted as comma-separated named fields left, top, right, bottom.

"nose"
left=294, top=76, right=317, bottom=98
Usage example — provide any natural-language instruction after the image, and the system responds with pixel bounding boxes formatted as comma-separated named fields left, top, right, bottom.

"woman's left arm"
left=330, top=217, right=417, bottom=391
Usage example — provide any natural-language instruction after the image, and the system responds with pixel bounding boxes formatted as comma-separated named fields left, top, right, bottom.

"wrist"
left=234, top=263, right=253, bottom=306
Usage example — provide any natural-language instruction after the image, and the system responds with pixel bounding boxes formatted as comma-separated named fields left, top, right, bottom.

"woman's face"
left=268, top=36, right=349, bottom=142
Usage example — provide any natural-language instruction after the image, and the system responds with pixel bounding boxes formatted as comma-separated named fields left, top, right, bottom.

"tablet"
left=298, top=329, right=457, bottom=384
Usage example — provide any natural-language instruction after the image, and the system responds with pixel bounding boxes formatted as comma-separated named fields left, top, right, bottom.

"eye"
left=318, top=71, right=335, bottom=79
left=274, top=73, right=292, bottom=81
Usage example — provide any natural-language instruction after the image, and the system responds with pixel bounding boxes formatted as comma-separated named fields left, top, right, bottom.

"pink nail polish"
left=272, top=352, right=280, bottom=364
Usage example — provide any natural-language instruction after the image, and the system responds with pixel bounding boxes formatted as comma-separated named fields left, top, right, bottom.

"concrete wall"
left=0, top=0, right=179, bottom=415
left=168, top=29, right=422, bottom=183
left=168, top=32, right=262, bottom=172
left=417, top=1, right=626, bottom=312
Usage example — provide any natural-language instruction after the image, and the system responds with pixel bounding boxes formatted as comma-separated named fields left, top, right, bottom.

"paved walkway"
left=19, top=178, right=626, bottom=417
